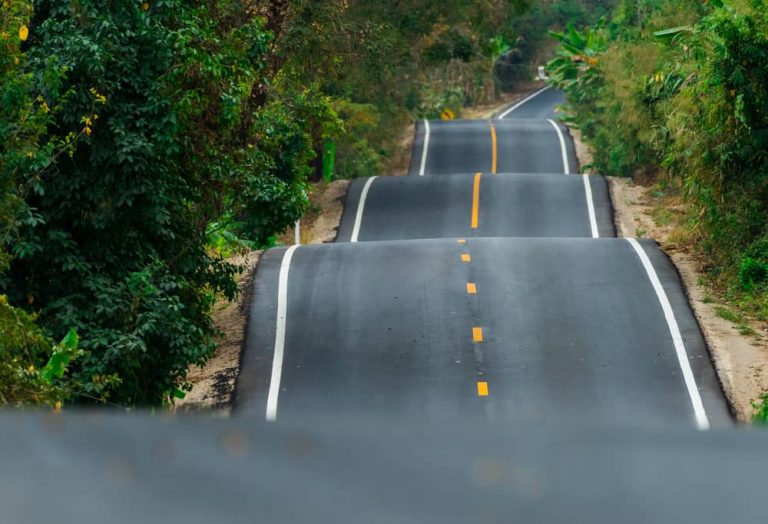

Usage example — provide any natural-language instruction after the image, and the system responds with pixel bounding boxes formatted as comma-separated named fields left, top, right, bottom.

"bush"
left=739, top=258, right=768, bottom=291
left=327, top=100, right=378, bottom=179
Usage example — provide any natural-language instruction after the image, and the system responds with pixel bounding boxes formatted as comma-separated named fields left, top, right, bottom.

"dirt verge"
left=280, top=179, right=353, bottom=245
left=175, top=252, right=261, bottom=416
left=571, top=131, right=768, bottom=423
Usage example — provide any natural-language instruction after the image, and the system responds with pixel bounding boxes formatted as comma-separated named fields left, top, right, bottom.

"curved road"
left=235, top=86, right=732, bottom=431
left=496, top=85, right=567, bottom=119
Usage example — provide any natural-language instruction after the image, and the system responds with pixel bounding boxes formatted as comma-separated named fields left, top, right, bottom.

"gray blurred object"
left=2, top=411, right=767, bottom=524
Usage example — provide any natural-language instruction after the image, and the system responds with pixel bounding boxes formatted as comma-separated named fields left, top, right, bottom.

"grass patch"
left=715, top=306, right=741, bottom=323
left=652, top=206, right=674, bottom=227
left=715, top=305, right=760, bottom=338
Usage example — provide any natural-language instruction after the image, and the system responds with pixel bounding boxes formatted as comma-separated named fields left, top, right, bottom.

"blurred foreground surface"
left=3, top=412, right=767, bottom=523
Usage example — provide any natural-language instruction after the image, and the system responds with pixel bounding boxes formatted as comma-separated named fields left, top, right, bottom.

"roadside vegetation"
left=1, top=0, right=606, bottom=407
left=548, top=0, right=768, bottom=420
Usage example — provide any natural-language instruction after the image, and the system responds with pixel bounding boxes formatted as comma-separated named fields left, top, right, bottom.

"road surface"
left=337, top=173, right=614, bottom=241
left=2, top=413, right=766, bottom=524
left=496, top=85, right=567, bottom=119
left=410, top=119, right=577, bottom=176
left=236, top=86, right=732, bottom=431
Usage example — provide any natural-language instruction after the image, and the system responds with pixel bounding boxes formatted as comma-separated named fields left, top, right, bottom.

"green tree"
left=4, top=0, right=336, bottom=405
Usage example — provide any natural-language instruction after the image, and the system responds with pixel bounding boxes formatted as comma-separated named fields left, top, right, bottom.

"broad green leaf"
left=654, top=26, right=693, bottom=42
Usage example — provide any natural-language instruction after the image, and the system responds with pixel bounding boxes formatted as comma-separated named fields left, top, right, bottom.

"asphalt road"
left=337, top=173, right=615, bottom=241
left=410, top=119, right=578, bottom=176
left=3, top=413, right=767, bottom=524
left=236, top=238, right=731, bottom=429
left=236, top=86, right=733, bottom=433
left=496, top=85, right=567, bottom=119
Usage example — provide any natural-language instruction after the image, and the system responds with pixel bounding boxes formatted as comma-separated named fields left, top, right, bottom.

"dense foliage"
left=548, top=0, right=768, bottom=419
left=2, top=0, right=326, bottom=405
left=1, top=0, right=83, bottom=405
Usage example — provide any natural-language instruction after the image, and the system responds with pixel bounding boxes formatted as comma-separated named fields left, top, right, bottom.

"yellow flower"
left=84, top=126, right=92, bottom=136
left=89, top=88, right=108, bottom=104
left=54, top=401, right=62, bottom=412
left=19, top=25, right=29, bottom=42
left=142, top=2, right=149, bottom=11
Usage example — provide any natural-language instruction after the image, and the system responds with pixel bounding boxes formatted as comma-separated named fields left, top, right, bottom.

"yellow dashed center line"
left=472, top=327, right=484, bottom=342
left=457, top=239, right=467, bottom=245
left=471, top=172, right=482, bottom=229
left=477, top=381, right=489, bottom=397
left=467, top=283, right=477, bottom=295
left=489, top=123, right=498, bottom=174
left=461, top=253, right=471, bottom=263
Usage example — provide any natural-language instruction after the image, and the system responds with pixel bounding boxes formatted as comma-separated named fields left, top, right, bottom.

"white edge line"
left=627, top=238, right=710, bottom=431
left=418, top=119, right=430, bottom=176
left=498, top=85, right=551, bottom=119
left=548, top=119, right=570, bottom=175
left=350, top=176, right=377, bottom=243
left=265, top=244, right=299, bottom=422
left=582, top=175, right=599, bottom=238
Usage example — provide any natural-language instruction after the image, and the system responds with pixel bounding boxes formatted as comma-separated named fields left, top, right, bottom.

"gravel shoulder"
left=572, top=131, right=768, bottom=423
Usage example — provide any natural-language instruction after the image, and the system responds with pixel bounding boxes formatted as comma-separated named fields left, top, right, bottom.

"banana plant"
left=653, top=0, right=725, bottom=42
left=547, top=21, right=607, bottom=99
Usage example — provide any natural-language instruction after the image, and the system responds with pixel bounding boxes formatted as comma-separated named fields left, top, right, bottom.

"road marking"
left=457, top=239, right=467, bottom=245
left=547, top=119, right=571, bottom=174
left=627, top=238, right=710, bottom=431
left=477, top=382, right=489, bottom=396
left=467, top=283, right=477, bottom=294
left=489, top=124, right=498, bottom=174
left=461, top=253, right=471, bottom=263
left=471, top=173, right=482, bottom=229
left=418, top=120, right=430, bottom=176
left=266, top=245, right=299, bottom=422
left=498, top=85, right=552, bottom=119
left=350, top=176, right=377, bottom=243
left=583, top=175, right=599, bottom=238
left=473, top=327, right=484, bottom=342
